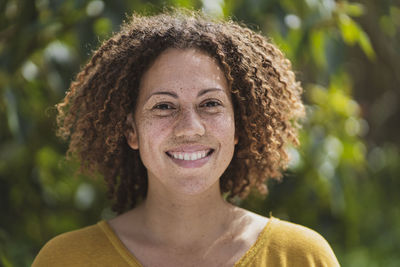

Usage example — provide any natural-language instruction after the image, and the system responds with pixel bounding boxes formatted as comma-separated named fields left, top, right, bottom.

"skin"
left=109, top=48, right=268, bottom=267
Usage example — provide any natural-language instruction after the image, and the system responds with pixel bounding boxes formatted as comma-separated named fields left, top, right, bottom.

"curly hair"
left=56, top=9, right=305, bottom=214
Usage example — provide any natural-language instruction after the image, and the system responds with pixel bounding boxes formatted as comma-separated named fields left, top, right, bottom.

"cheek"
left=137, top=118, right=173, bottom=149
left=210, top=114, right=236, bottom=144
left=136, top=120, right=170, bottom=171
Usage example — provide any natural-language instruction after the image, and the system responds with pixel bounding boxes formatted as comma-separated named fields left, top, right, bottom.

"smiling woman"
left=32, top=9, right=339, bottom=267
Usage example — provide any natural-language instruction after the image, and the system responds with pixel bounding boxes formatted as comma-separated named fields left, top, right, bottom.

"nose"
left=173, top=108, right=206, bottom=138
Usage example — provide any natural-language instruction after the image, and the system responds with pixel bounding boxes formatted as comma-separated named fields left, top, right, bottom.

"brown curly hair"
left=56, top=9, right=305, bottom=214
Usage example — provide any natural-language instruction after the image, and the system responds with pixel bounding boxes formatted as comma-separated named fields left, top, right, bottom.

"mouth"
left=166, top=149, right=214, bottom=161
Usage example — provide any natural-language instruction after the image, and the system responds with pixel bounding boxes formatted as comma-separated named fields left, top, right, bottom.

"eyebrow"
left=197, top=88, right=223, bottom=97
left=146, top=88, right=224, bottom=101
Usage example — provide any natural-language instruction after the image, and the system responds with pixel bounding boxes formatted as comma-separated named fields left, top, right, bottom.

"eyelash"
left=153, top=103, right=175, bottom=110
left=201, top=100, right=222, bottom=108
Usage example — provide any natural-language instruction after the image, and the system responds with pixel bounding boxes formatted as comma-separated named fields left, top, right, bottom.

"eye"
left=153, top=103, right=175, bottom=110
left=201, top=100, right=222, bottom=108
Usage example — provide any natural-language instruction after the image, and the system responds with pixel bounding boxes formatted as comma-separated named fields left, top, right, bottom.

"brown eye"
left=202, top=100, right=221, bottom=108
left=153, top=103, right=175, bottom=110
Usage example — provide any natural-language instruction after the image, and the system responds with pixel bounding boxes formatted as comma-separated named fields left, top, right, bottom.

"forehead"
left=138, top=48, right=229, bottom=98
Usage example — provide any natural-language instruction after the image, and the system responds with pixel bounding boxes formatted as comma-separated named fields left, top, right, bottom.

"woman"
left=33, top=10, right=339, bottom=267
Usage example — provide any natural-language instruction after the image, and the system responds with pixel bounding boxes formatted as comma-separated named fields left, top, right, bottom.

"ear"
left=234, top=133, right=238, bottom=145
left=125, top=113, right=139, bottom=150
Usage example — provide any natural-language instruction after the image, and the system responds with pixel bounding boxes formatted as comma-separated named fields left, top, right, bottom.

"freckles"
left=141, top=118, right=172, bottom=138
left=209, top=116, right=235, bottom=139
left=213, top=112, right=234, bottom=126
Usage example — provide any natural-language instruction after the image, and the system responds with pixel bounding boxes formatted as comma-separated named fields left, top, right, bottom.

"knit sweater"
left=32, top=217, right=339, bottom=266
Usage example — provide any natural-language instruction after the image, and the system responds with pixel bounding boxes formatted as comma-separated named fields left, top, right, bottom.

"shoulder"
left=268, top=218, right=331, bottom=247
left=32, top=222, right=117, bottom=266
left=36, top=223, right=105, bottom=252
left=265, top=217, right=340, bottom=266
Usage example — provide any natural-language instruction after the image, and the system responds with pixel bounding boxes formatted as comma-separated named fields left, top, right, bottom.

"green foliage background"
left=1, top=0, right=399, bottom=266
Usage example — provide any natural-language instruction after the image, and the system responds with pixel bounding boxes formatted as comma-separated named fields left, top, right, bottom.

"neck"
left=137, top=181, right=235, bottom=248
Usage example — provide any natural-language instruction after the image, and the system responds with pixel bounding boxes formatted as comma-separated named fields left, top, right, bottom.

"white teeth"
left=169, top=150, right=210, bottom=161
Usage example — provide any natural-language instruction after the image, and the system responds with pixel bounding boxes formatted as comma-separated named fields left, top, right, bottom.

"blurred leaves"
left=1, top=0, right=399, bottom=266
left=338, top=13, right=375, bottom=60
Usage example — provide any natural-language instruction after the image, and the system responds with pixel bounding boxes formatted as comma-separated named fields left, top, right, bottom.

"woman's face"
left=127, top=48, right=237, bottom=196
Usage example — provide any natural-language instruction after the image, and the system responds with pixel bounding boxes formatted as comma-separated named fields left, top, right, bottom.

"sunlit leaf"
left=358, top=30, right=376, bottom=60
left=94, top=17, right=112, bottom=39
left=171, top=0, right=196, bottom=8
left=339, top=14, right=360, bottom=45
left=310, top=29, right=326, bottom=67
left=342, top=2, right=365, bottom=17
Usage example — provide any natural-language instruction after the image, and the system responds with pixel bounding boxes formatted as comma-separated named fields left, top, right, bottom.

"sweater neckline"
left=234, top=216, right=275, bottom=266
left=98, top=216, right=276, bottom=266
left=98, top=220, right=143, bottom=266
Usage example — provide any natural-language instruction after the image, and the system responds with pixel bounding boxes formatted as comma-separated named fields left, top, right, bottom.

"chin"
left=173, top=177, right=220, bottom=196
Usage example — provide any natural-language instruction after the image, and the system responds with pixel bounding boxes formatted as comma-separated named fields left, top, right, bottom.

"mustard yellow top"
left=32, top=217, right=339, bottom=266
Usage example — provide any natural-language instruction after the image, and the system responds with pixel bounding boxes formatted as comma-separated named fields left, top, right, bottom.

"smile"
left=166, top=150, right=213, bottom=161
